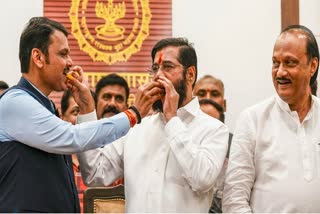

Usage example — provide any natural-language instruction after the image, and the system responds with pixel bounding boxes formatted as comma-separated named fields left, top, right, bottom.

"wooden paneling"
left=44, top=0, right=172, bottom=110
left=281, top=0, right=299, bottom=30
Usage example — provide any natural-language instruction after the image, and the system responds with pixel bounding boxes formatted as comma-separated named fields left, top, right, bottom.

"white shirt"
left=78, top=97, right=229, bottom=213
left=222, top=95, right=320, bottom=213
left=0, top=88, right=130, bottom=154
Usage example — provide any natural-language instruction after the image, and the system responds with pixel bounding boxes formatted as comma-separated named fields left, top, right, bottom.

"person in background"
left=194, top=75, right=226, bottom=112
left=194, top=74, right=232, bottom=148
left=194, top=75, right=232, bottom=213
left=0, top=16, right=162, bottom=212
left=77, top=37, right=229, bottom=212
left=199, top=99, right=225, bottom=123
left=0, top=80, right=9, bottom=95
left=60, top=90, right=85, bottom=212
left=95, top=73, right=130, bottom=185
left=198, top=98, right=226, bottom=213
left=223, top=25, right=320, bottom=213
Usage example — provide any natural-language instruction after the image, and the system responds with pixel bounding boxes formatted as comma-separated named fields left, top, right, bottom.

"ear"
left=223, top=99, right=227, bottom=112
left=31, top=48, right=45, bottom=69
left=310, top=57, right=319, bottom=77
left=186, top=66, right=196, bottom=86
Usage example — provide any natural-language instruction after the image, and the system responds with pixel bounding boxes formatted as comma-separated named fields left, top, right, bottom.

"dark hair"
left=95, top=73, right=130, bottom=104
left=0, top=80, right=9, bottom=90
left=281, top=25, right=319, bottom=85
left=60, top=90, right=73, bottom=116
left=19, top=17, right=68, bottom=73
left=199, top=99, right=225, bottom=123
left=151, top=37, right=198, bottom=88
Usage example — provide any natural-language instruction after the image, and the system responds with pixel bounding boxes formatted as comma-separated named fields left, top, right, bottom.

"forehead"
left=273, top=31, right=307, bottom=57
left=67, top=96, right=78, bottom=109
left=196, top=79, right=224, bottom=92
left=49, top=30, right=69, bottom=50
left=98, top=84, right=127, bottom=96
left=154, top=46, right=180, bottom=62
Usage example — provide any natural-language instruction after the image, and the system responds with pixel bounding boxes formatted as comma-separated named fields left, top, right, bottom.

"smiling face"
left=39, top=30, right=73, bottom=94
left=272, top=31, right=317, bottom=105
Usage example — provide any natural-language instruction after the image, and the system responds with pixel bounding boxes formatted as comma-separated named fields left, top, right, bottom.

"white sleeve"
left=165, top=116, right=229, bottom=193
left=77, top=138, right=125, bottom=186
left=222, top=110, right=255, bottom=213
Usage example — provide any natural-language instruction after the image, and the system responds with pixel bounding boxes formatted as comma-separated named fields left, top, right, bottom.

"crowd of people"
left=0, top=16, right=319, bottom=213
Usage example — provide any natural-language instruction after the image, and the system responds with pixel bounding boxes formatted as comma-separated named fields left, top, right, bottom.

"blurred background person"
left=94, top=73, right=130, bottom=186
left=194, top=75, right=226, bottom=112
left=60, top=90, right=84, bottom=212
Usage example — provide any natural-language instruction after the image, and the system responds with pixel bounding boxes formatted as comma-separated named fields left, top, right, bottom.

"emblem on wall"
left=69, top=0, right=152, bottom=65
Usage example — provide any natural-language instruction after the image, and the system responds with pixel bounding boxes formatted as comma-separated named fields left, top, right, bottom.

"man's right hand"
left=66, top=66, right=95, bottom=115
left=133, top=81, right=163, bottom=118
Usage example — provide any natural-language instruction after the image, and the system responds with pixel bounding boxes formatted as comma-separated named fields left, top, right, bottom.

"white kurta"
left=223, top=95, right=320, bottom=213
left=78, top=97, right=229, bottom=212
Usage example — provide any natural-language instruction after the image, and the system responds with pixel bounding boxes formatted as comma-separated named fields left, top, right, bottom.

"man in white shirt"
left=78, top=37, right=229, bottom=212
left=222, top=25, right=320, bottom=213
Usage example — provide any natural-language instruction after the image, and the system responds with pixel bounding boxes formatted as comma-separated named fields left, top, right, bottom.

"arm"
left=222, top=110, right=256, bottom=213
left=166, top=117, right=229, bottom=193
left=0, top=89, right=130, bottom=154
left=77, top=139, right=125, bottom=186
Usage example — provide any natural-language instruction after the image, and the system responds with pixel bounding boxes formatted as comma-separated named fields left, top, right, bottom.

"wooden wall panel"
left=44, top=0, right=172, bottom=110
left=281, top=0, right=299, bottom=30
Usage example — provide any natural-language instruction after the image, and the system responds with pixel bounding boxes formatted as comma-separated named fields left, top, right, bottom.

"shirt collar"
left=177, top=96, right=199, bottom=118
left=275, top=93, right=315, bottom=121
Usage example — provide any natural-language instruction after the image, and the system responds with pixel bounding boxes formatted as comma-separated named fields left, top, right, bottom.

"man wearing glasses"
left=78, top=37, right=229, bottom=212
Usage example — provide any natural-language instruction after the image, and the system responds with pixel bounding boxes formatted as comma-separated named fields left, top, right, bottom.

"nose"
left=277, top=63, right=288, bottom=77
left=154, top=67, right=165, bottom=80
left=66, top=55, right=73, bottom=67
left=205, top=92, right=211, bottom=99
left=108, top=96, right=117, bottom=106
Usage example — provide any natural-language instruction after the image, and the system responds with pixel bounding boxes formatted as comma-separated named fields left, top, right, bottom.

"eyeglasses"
left=148, top=62, right=184, bottom=76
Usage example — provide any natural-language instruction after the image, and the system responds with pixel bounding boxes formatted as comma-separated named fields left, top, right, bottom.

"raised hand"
left=65, top=66, right=95, bottom=114
left=133, top=81, right=163, bottom=118
left=156, top=75, right=179, bottom=122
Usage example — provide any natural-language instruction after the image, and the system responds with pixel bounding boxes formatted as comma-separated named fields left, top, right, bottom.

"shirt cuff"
left=77, top=110, right=97, bottom=124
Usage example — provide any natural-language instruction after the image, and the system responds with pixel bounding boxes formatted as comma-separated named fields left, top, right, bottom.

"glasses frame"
left=148, top=61, right=184, bottom=76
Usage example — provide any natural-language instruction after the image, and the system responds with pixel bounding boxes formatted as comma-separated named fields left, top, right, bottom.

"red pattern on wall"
left=44, top=0, right=172, bottom=111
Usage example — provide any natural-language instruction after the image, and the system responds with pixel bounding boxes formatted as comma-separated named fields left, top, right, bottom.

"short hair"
left=19, top=17, right=68, bottom=73
left=199, top=99, right=225, bottom=123
left=95, top=73, right=130, bottom=104
left=0, top=80, right=9, bottom=90
left=281, top=25, right=319, bottom=85
left=151, top=37, right=198, bottom=88
left=60, top=90, right=73, bottom=116
left=196, top=75, right=225, bottom=95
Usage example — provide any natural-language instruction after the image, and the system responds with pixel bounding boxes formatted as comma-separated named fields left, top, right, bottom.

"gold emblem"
left=69, top=0, right=152, bottom=65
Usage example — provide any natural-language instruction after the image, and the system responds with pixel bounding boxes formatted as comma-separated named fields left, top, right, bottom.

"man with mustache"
left=95, top=73, right=129, bottom=120
left=77, top=37, right=229, bottom=212
left=0, top=17, right=161, bottom=212
left=95, top=73, right=129, bottom=186
left=222, top=25, right=320, bottom=213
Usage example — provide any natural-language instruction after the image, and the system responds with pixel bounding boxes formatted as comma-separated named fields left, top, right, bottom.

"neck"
left=289, top=93, right=312, bottom=122
left=180, top=87, right=193, bottom=107
left=22, top=73, right=51, bottom=96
